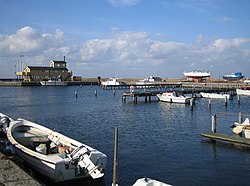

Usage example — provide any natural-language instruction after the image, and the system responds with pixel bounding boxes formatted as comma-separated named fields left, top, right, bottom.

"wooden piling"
left=224, top=97, right=228, bottom=107
left=239, top=112, right=242, bottom=124
left=212, top=115, right=216, bottom=133
left=208, top=99, right=211, bottom=108
left=112, top=127, right=118, bottom=186
left=75, top=90, right=78, bottom=98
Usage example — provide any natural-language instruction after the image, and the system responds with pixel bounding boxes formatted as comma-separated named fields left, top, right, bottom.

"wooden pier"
left=122, top=91, right=161, bottom=103
left=122, top=87, right=236, bottom=103
left=201, top=113, right=250, bottom=146
left=201, top=132, right=250, bottom=146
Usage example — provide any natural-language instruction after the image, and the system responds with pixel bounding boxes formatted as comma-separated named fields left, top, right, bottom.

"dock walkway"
left=201, top=113, right=250, bottom=147
left=201, top=132, right=250, bottom=146
left=122, top=87, right=236, bottom=103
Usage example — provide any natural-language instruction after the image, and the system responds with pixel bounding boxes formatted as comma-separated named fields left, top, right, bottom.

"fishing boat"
left=40, top=78, right=67, bottom=86
left=236, top=88, right=250, bottom=96
left=183, top=70, right=211, bottom=79
left=101, top=77, right=125, bottom=86
left=133, top=177, right=172, bottom=186
left=231, top=118, right=250, bottom=138
left=200, top=92, right=232, bottom=99
left=0, top=113, right=107, bottom=182
left=222, top=72, right=244, bottom=81
left=157, top=91, right=191, bottom=104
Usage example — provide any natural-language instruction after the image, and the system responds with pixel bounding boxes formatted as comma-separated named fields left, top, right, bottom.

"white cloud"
left=107, top=0, right=141, bottom=7
left=217, top=16, right=232, bottom=23
left=0, top=26, right=250, bottom=78
left=209, top=37, right=250, bottom=52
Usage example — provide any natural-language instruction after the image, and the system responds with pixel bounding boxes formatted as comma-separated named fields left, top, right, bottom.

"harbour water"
left=1, top=85, right=250, bottom=186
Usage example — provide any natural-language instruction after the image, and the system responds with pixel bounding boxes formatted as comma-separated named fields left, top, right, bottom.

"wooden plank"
left=201, top=132, right=250, bottom=145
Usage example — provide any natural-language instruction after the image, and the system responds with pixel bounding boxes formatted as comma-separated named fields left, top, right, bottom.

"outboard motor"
left=0, top=116, right=11, bottom=135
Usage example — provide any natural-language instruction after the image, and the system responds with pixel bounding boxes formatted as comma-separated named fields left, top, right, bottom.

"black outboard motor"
left=0, top=116, right=11, bottom=136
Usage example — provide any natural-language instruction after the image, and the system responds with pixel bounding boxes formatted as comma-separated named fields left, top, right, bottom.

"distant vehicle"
left=223, top=72, right=244, bottom=81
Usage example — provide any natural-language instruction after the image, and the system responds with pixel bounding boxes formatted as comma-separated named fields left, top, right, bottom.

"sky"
left=0, top=0, right=250, bottom=79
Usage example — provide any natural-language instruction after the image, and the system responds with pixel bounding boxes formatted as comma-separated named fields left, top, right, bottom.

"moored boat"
left=133, top=177, right=172, bottom=186
left=0, top=113, right=107, bottom=182
left=236, top=88, right=250, bottom=96
left=157, top=91, right=191, bottom=104
left=40, top=78, right=67, bottom=86
left=231, top=118, right=250, bottom=138
left=200, top=92, right=232, bottom=99
left=101, top=77, right=125, bottom=86
left=136, top=76, right=162, bottom=86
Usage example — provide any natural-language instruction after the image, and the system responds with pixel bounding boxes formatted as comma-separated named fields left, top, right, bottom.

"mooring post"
left=212, top=115, right=217, bottom=133
left=224, top=97, right=228, bottom=107
left=239, top=112, right=242, bottom=124
left=75, top=89, right=78, bottom=98
left=237, top=95, right=240, bottom=104
left=190, top=97, right=194, bottom=109
left=122, top=96, right=126, bottom=102
left=112, top=127, right=118, bottom=186
left=208, top=99, right=211, bottom=108
left=113, top=89, right=116, bottom=96
left=95, top=89, right=97, bottom=97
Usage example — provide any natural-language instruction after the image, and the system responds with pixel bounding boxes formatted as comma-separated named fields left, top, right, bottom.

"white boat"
left=133, top=177, right=172, bottom=186
left=157, top=91, right=191, bottom=104
left=200, top=92, right=231, bottom=99
left=40, top=78, right=67, bottom=86
left=231, top=118, right=250, bottom=138
left=136, top=76, right=162, bottom=86
left=101, top=77, right=125, bottom=86
left=243, top=79, right=250, bottom=84
left=236, top=88, right=250, bottom=96
left=0, top=113, right=107, bottom=182
left=183, top=70, right=211, bottom=79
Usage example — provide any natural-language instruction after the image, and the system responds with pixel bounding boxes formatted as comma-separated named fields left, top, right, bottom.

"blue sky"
left=0, top=0, right=250, bottom=78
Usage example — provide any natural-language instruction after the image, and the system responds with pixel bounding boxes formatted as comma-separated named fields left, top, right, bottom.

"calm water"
left=1, top=85, right=250, bottom=186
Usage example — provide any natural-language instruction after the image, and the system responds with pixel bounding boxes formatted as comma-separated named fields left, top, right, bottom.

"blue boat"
left=223, top=72, right=244, bottom=81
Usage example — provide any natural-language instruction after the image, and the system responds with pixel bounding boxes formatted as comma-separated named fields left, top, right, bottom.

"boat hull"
left=236, top=89, right=250, bottom=96
left=40, top=81, right=67, bottom=86
left=200, top=92, right=231, bottom=99
left=183, top=71, right=211, bottom=79
left=157, top=93, right=190, bottom=104
left=5, top=117, right=107, bottom=182
left=223, top=72, right=244, bottom=81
